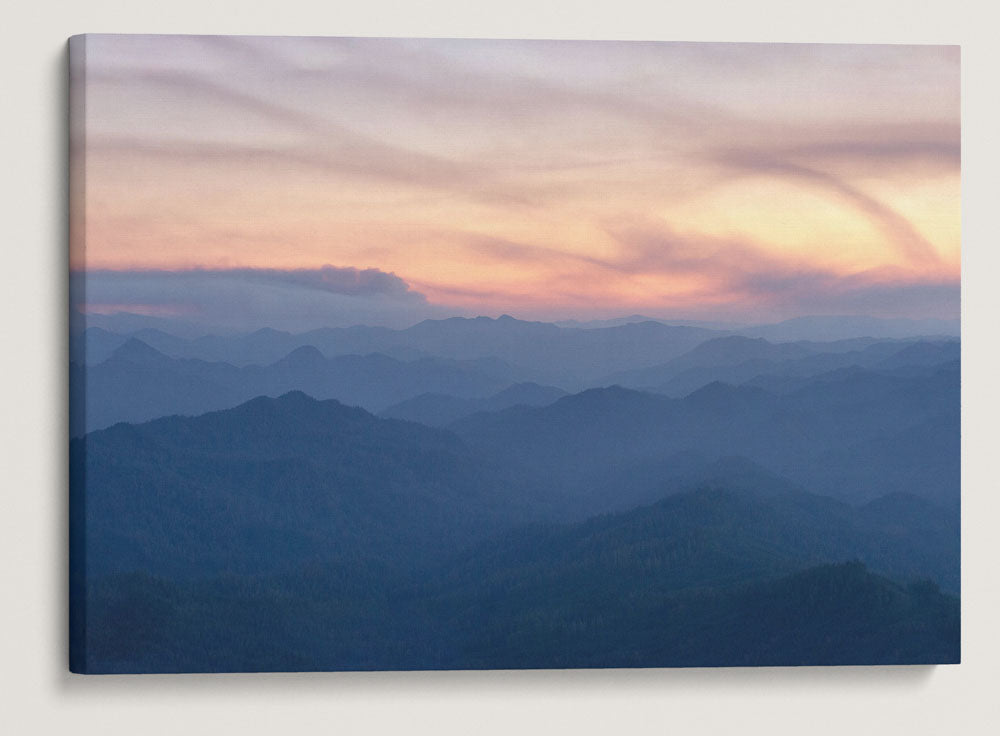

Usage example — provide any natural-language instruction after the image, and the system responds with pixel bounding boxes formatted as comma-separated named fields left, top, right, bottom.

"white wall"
left=2, top=1, right=997, bottom=734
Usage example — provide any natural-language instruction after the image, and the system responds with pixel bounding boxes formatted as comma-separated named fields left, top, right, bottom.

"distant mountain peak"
left=274, top=344, right=327, bottom=368
left=106, top=337, right=169, bottom=365
left=553, top=384, right=655, bottom=410
left=249, top=326, right=292, bottom=338
left=220, top=390, right=369, bottom=426
left=274, top=389, right=324, bottom=406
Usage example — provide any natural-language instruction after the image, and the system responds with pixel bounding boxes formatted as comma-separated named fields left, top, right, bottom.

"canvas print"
left=68, top=35, right=960, bottom=673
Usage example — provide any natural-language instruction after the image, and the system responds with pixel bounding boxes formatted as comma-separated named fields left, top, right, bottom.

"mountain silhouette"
left=454, top=365, right=959, bottom=508
left=70, top=316, right=962, bottom=673
left=75, top=477, right=958, bottom=672
left=72, top=392, right=520, bottom=582
left=381, top=382, right=568, bottom=427
left=81, top=316, right=721, bottom=386
left=604, top=335, right=957, bottom=397
left=74, top=339, right=542, bottom=434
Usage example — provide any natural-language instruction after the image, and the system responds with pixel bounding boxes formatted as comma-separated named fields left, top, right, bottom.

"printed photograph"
left=68, top=35, right=960, bottom=673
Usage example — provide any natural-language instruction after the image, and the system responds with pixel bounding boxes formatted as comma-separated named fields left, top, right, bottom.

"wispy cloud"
left=84, top=66, right=540, bottom=207
left=707, top=148, right=944, bottom=267
left=408, top=220, right=958, bottom=322
left=77, top=36, right=960, bottom=323
left=73, top=266, right=441, bottom=330
left=79, top=265, right=425, bottom=300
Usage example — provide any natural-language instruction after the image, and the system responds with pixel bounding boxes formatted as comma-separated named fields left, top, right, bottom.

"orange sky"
left=71, top=36, right=960, bottom=325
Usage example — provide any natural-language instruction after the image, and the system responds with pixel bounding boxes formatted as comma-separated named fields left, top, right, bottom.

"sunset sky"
left=71, top=35, right=960, bottom=329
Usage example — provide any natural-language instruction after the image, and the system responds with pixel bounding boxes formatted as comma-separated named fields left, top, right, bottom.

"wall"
left=2, top=1, right=997, bottom=734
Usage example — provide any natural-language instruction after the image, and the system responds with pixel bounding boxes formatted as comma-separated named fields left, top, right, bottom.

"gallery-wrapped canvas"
left=68, top=35, right=960, bottom=673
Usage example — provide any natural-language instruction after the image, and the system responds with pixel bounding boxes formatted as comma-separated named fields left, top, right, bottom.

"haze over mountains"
left=75, top=308, right=960, bottom=350
left=72, top=311, right=958, bottom=369
left=70, top=313, right=961, bottom=672
left=71, top=314, right=959, bottom=433
left=71, top=339, right=541, bottom=435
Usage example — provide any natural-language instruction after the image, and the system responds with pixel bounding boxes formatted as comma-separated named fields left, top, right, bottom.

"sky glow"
left=71, top=35, right=960, bottom=327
